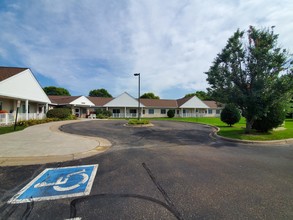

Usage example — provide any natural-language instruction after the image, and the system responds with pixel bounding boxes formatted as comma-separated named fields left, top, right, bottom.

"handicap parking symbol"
left=8, top=164, right=99, bottom=204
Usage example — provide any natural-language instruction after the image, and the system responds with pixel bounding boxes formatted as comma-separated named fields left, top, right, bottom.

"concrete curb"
left=0, top=120, right=112, bottom=166
left=123, top=123, right=154, bottom=127
left=210, top=126, right=293, bottom=145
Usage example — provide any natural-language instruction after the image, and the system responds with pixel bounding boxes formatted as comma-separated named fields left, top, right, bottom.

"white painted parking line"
left=8, top=164, right=98, bottom=204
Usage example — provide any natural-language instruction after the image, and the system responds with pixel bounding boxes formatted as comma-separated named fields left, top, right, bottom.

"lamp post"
left=134, top=73, right=140, bottom=120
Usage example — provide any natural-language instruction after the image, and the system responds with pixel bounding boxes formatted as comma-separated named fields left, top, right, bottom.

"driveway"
left=1, top=120, right=292, bottom=219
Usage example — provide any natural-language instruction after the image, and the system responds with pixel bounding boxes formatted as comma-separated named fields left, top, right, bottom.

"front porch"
left=0, top=113, right=46, bottom=125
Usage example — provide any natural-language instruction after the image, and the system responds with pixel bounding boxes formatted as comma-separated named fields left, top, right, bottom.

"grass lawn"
left=0, top=125, right=26, bottom=135
left=154, top=117, right=293, bottom=141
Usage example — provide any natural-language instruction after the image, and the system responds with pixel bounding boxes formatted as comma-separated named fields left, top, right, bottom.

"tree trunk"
left=245, top=119, right=253, bottom=134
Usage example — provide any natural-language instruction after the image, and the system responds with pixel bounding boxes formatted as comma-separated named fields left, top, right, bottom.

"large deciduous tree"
left=43, top=86, right=71, bottom=96
left=140, top=92, right=160, bottom=99
left=184, top=91, right=212, bottom=100
left=206, top=26, right=293, bottom=133
left=89, top=88, right=112, bottom=97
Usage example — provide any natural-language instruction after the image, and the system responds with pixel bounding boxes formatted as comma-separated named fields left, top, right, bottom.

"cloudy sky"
left=0, top=0, right=292, bottom=98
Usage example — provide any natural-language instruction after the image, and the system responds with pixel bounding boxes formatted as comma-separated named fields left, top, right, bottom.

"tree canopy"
left=140, top=92, right=160, bottom=99
left=43, top=86, right=71, bottom=96
left=205, top=26, right=293, bottom=133
left=184, top=91, right=212, bottom=100
left=88, top=88, right=112, bottom=97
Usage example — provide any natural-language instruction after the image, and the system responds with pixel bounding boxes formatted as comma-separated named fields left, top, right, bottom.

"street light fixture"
left=134, top=73, right=140, bottom=120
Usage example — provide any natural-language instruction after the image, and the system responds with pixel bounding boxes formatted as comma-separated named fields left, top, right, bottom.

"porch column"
left=124, top=107, right=126, bottom=118
left=45, top=103, right=49, bottom=113
left=181, top=109, right=183, bottom=117
left=25, top=100, right=29, bottom=120
left=5, top=113, right=9, bottom=125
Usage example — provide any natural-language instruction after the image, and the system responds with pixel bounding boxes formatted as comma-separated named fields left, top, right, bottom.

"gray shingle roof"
left=0, top=67, right=28, bottom=82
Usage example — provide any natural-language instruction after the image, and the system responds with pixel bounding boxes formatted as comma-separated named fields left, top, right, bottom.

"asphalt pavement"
left=0, top=119, right=292, bottom=219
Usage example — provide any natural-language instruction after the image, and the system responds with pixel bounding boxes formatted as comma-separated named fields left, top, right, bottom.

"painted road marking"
left=8, top=164, right=98, bottom=204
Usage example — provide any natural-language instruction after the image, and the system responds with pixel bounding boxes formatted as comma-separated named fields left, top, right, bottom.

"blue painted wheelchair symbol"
left=8, top=164, right=99, bottom=204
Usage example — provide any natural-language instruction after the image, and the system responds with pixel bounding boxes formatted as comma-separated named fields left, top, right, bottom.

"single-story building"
left=0, top=66, right=223, bottom=125
left=48, top=92, right=223, bottom=118
left=0, top=67, right=51, bottom=125
left=203, top=101, right=225, bottom=117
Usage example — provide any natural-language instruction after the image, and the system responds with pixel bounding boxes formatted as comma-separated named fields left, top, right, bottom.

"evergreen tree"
left=220, top=104, right=241, bottom=126
left=206, top=26, right=293, bottom=133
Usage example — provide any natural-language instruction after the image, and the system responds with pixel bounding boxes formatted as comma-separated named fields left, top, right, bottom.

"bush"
left=128, top=119, right=150, bottom=125
left=16, top=118, right=60, bottom=127
left=220, top=104, right=241, bottom=126
left=0, top=110, right=8, bottom=113
left=95, top=109, right=112, bottom=118
left=167, top=109, right=175, bottom=118
left=47, top=108, right=72, bottom=119
left=252, top=103, right=287, bottom=132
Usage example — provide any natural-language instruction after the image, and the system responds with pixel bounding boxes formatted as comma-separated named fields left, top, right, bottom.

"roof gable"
left=177, top=96, right=193, bottom=107
left=0, top=68, right=51, bottom=103
left=178, top=96, right=209, bottom=108
left=70, top=96, right=95, bottom=106
left=104, top=92, right=145, bottom=107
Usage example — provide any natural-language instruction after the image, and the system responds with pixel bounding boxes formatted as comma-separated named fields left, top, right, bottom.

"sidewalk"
left=0, top=120, right=111, bottom=166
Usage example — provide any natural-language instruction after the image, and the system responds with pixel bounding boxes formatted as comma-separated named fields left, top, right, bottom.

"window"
left=208, top=109, right=213, bottom=114
left=143, top=110, right=145, bottom=114
left=161, top=109, right=166, bottom=114
left=130, top=109, right=137, bottom=114
left=177, top=110, right=180, bottom=114
left=0, top=101, right=2, bottom=111
left=113, top=109, right=120, bottom=114
left=216, top=109, right=221, bottom=114
left=183, top=109, right=186, bottom=114
left=148, top=109, right=154, bottom=114
left=22, top=105, right=26, bottom=113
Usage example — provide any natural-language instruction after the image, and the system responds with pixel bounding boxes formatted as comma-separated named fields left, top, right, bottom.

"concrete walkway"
left=0, top=120, right=111, bottom=166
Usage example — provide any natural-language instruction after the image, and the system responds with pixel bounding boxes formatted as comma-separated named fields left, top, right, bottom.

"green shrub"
left=47, top=108, right=72, bottom=119
left=96, top=114, right=106, bottom=119
left=66, top=114, right=77, bottom=120
left=95, top=109, right=112, bottom=118
left=167, top=109, right=175, bottom=118
left=128, top=119, right=150, bottom=125
left=252, top=103, right=287, bottom=132
left=16, top=120, right=29, bottom=127
left=220, top=103, right=241, bottom=126
left=16, top=118, right=60, bottom=127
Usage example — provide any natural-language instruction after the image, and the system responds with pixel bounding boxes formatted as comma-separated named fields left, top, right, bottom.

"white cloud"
left=0, top=0, right=292, bottom=98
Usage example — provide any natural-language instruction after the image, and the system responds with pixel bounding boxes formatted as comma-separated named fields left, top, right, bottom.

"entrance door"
left=75, top=108, right=80, bottom=117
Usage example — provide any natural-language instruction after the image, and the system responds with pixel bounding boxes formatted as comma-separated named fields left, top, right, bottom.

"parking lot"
left=1, top=120, right=293, bottom=219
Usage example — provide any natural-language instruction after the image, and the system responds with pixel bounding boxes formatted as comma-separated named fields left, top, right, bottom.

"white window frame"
left=148, top=109, right=154, bottom=114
